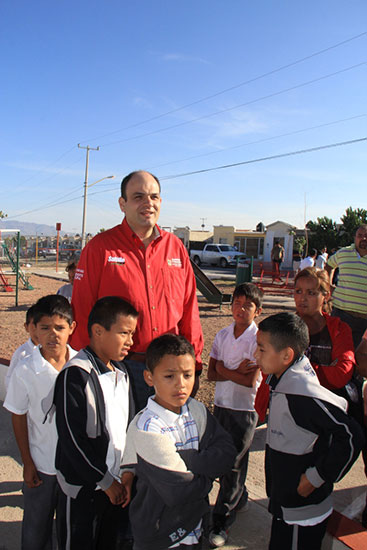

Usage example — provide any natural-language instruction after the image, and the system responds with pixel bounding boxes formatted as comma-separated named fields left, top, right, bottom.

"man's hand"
left=237, top=359, right=258, bottom=374
left=23, top=461, right=42, bottom=488
left=120, top=472, right=134, bottom=507
left=104, top=479, right=125, bottom=505
left=297, top=473, right=316, bottom=498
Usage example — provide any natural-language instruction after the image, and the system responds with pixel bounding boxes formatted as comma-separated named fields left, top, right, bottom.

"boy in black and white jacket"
left=54, top=296, right=138, bottom=550
left=254, top=312, right=364, bottom=550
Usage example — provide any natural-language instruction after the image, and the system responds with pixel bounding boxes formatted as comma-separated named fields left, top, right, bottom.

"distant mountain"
left=0, top=220, right=67, bottom=236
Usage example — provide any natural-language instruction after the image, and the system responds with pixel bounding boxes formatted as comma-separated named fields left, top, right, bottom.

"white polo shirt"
left=4, top=345, right=76, bottom=475
left=5, top=338, right=38, bottom=389
left=210, top=321, right=259, bottom=411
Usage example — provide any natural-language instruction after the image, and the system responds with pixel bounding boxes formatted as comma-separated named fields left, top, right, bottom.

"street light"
left=81, top=175, right=115, bottom=248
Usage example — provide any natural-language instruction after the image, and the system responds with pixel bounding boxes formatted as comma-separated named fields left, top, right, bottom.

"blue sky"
left=1, top=1, right=366, bottom=234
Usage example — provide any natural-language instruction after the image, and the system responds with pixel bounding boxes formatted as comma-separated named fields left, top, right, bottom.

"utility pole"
left=200, top=218, right=207, bottom=229
left=78, top=144, right=100, bottom=248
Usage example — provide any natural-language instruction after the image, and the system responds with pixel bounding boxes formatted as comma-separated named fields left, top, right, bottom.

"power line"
left=7, top=136, right=366, bottom=220
left=159, top=137, right=367, bottom=180
left=149, top=113, right=367, bottom=169
left=78, top=31, right=367, bottom=145
left=100, top=62, right=366, bottom=147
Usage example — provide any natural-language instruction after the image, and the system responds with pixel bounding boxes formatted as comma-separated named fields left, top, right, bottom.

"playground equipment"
left=191, top=259, right=232, bottom=308
left=0, top=229, right=33, bottom=306
left=0, top=265, right=12, bottom=292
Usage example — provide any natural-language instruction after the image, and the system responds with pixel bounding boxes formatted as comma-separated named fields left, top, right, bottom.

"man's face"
left=355, top=227, right=367, bottom=257
left=118, top=172, right=162, bottom=235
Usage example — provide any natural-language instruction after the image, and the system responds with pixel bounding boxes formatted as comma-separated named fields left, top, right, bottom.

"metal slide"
left=191, top=259, right=232, bottom=307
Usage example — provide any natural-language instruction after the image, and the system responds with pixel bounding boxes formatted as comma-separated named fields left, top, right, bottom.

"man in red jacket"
left=71, top=170, right=204, bottom=410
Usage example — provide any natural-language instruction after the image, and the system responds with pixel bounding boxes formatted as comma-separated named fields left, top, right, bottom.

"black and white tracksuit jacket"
left=265, top=356, right=364, bottom=524
left=53, top=347, right=135, bottom=498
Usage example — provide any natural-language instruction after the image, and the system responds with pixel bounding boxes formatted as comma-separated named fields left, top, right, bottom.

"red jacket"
left=70, top=219, right=203, bottom=369
left=255, top=313, right=355, bottom=421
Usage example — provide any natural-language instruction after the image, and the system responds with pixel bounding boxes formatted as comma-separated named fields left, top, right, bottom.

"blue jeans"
left=123, top=360, right=154, bottom=412
left=212, top=407, right=258, bottom=530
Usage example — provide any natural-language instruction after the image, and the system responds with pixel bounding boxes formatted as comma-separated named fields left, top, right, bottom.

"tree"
left=99, top=228, right=106, bottom=233
left=0, top=210, right=7, bottom=219
left=306, top=216, right=339, bottom=252
left=339, top=207, right=367, bottom=246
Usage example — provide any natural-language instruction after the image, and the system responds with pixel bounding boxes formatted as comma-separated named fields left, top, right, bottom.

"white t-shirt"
left=97, top=367, right=129, bottom=483
left=6, top=337, right=37, bottom=389
left=299, top=256, right=315, bottom=270
left=315, top=253, right=328, bottom=270
left=210, top=321, right=259, bottom=411
left=4, top=345, right=76, bottom=475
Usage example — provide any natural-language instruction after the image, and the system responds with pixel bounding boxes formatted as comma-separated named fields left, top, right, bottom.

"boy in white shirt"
left=4, top=295, right=76, bottom=550
left=5, top=304, right=39, bottom=389
left=207, top=283, right=263, bottom=547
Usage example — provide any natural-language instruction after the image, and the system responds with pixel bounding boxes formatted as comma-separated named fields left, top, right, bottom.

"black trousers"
left=57, top=487, right=130, bottom=550
left=269, top=516, right=329, bottom=550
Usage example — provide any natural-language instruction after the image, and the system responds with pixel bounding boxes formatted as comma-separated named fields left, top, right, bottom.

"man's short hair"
left=232, top=282, right=263, bottom=309
left=146, top=334, right=195, bottom=372
left=87, top=296, right=138, bottom=336
left=33, top=295, right=74, bottom=326
left=120, top=170, right=161, bottom=200
left=356, top=224, right=367, bottom=235
left=258, top=312, right=309, bottom=360
left=25, top=303, right=38, bottom=325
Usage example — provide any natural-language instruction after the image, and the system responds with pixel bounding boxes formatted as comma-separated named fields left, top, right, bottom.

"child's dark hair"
left=87, top=296, right=138, bottom=336
left=146, top=334, right=195, bottom=372
left=258, top=312, right=309, bottom=361
left=66, top=261, right=77, bottom=272
left=25, top=304, right=38, bottom=325
left=33, top=295, right=74, bottom=326
left=232, top=282, right=263, bottom=309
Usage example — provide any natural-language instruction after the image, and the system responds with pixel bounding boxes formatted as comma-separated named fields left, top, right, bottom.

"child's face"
left=91, top=314, right=137, bottom=365
left=294, top=277, right=327, bottom=319
left=144, top=353, right=195, bottom=414
left=254, top=330, right=290, bottom=378
left=36, top=314, right=75, bottom=358
left=232, top=296, right=260, bottom=329
left=25, top=320, right=38, bottom=345
left=68, top=268, right=76, bottom=284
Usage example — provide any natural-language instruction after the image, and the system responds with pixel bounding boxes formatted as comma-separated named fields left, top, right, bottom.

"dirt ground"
left=0, top=275, right=280, bottom=409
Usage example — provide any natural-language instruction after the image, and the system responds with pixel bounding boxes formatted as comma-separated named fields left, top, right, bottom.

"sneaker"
left=209, top=528, right=228, bottom=547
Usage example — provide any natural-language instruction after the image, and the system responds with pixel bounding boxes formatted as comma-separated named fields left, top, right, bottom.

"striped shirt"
left=137, top=396, right=201, bottom=547
left=328, top=245, right=367, bottom=314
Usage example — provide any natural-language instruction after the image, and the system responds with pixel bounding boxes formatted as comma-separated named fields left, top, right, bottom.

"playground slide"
left=0, top=266, right=12, bottom=292
left=190, top=259, right=232, bottom=306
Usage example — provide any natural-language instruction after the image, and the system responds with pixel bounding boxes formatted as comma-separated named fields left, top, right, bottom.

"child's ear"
left=24, top=322, right=29, bottom=333
left=282, top=347, right=295, bottom=365
left=143, top=369, right=154, bottom=387
left=69, top=321, right=76, bottom=335
left=91, top=323, right=104, bottom=339
left=255, top=307, right=262, bottom=317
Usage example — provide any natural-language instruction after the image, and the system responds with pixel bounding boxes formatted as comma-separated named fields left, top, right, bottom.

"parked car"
left=190, top=244, right=245, bottom=268
left=39, top=248, right=57, bottom=258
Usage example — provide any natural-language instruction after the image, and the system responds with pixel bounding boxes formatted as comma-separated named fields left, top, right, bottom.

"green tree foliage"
left=339, top=207, right=367, bottom=246
left=306, top=216, right=339, bottom=252
left=0, top=210, right=7, bottom=218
